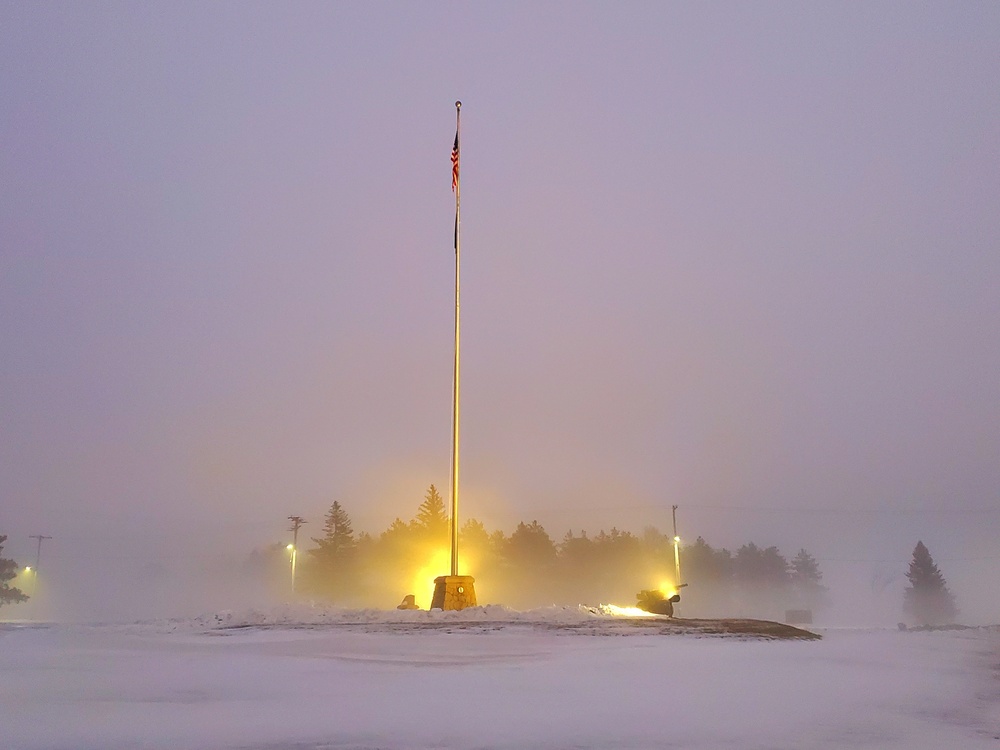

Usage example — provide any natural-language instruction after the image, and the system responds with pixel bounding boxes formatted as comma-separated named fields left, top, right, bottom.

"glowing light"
left=286, top=544, right=294, bottom=550
left=603, top=604, right=657, bottom=618
left=673, top=536, right=680, bottom=543
left=658, top=580, right=677, bottom=598
left=409, top=547, right=452, bottom=609
left=24, top=566, right=31, bottom=572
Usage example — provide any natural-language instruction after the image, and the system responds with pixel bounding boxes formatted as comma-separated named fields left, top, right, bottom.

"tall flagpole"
left=432, top=100, right=476, bottom=609
left=450, top=100, right=462, bottom=577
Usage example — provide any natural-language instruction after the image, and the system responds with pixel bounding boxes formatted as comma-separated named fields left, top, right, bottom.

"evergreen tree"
left=457, top=519, right=502, bottom=583
left=733, top=543, right=790, bottom=617
left=506, top=521, right=557, bottom=568
left=311, top=501, right=355, bottom=559
left=684, top=537, right=733, bottom=586
left=414, top=485, right=449, bottom=542
left=304, top=501, right=357, bottom=594
left=639, top=526, right=674, bottom=563
left=459, top=518, right=490, bottom=550
left=373, top=518, right=418, bottom=573
left=380, top=517, right=414, bottom=546
left=734, top=543, right=789, bottom=585
left=558, top=530, right=600, bottom=601
left=680, top=537, right=734, bottom=616
left=789, top=549, right=828, bottom=612
left=459, top=518, right=495, bottom=565
left=591, top=528, right=643, bottom=584
left=0, top=536, right=28, bottom=607
left=300, top=501, right=358, bottom=600
left=488, top=529, right=508, bottom=557
left=903, top=541, right=958, bottom=626
left=559, top=530, right=595, bottom=565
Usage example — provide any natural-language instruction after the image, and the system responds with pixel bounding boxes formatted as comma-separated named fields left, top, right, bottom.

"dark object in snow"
left=397, top=594, right=420, bottom=610
left=636, top=589, right=679, bottom=617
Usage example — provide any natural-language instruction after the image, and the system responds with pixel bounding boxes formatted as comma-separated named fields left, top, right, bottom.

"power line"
left=616, top=504, right=999, bottom=514
left=818, top=555, right=1000, bottom=564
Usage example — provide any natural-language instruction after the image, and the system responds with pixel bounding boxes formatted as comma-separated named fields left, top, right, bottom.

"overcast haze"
left=2, top=2, right=998, bottom=621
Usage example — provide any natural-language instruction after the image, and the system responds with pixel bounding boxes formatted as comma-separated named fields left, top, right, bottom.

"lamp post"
left=27, top=535, right=51, bottom=618
left=287, top=543, right=297, bottom=593
left=286, top=516, right=305, bottom=594
left=671, top=505, right=681, bottom=586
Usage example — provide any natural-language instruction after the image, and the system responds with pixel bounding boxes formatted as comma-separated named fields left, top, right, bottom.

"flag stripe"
left=451, top=133, right=459, bottom=192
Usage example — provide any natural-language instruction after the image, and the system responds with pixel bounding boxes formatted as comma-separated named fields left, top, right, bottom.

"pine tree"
left=459, top=519, right=492, bottom=562
left=302, top=502, right=358, bottom=599
left=559, top=530, right=594, bottom=565
left=789, top=549, right=828, bottom=612
left=380, top=518, right=414, bottom=547
left=506, top=521, right=557, bottom=568
left=0, top=535, right=29, bottom=607
left=414, top=485, right=449, bottom=542
left=903, top=541, right=958, bottom=626
left=674, top=537, right=734, bottom=617
left=685, top=537, right=733, bottom=587
left=309, top=501, right=355, bottom=563
left=734, top=543, right=790, bottom=618
left=734, top=543, right=789, bottom=586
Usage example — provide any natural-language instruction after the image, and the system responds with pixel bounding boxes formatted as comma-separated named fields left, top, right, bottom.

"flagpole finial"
left=455, top=100, right=461, bottom=109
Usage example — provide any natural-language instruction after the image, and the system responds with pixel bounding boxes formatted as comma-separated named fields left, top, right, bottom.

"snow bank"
left=121, top=602, right=652, bottom=633
left=111, top=602, right=822, bottom=640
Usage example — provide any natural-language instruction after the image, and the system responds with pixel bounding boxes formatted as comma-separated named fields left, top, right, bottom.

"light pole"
left=286, top=544, right=296, bottom=591
left=671, top=505, right=681, bottom=588
left=27, top=534, right=51, bottom=619
left=287, top=516, right=305, bottom=594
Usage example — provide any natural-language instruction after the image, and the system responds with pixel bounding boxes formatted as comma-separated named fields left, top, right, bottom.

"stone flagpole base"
left=431, top=575, right=476, bottom=610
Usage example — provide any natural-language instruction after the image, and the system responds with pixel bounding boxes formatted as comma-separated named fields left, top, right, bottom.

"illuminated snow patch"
left=594, top=604, right=658, bottom=618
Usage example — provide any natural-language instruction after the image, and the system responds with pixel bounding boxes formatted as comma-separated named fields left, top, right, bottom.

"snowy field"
left=2, top=605, right=998, bottom=750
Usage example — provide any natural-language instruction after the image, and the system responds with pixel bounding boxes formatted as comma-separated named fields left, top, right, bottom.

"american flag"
left=451, top=133, right=459, bottom=192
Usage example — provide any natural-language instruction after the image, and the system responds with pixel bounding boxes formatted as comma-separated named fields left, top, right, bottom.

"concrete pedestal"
left=430, top=575, right=477, bottom=610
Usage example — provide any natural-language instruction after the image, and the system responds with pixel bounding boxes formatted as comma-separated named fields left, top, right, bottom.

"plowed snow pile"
left=129, top=603, right=820, bottom=640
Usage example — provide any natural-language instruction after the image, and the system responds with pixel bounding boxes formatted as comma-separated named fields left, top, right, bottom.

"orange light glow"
left=603, top=604, right=657, bottom=618
left=658, top=580, right=677, bottom=599
left=409, top=547, right=451, bottom=609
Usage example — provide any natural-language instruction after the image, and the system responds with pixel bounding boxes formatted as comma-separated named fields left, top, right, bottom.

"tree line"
left=247, top=486, right=955, bottom=624
left=251, top=486, right=837, bottom=619
left=2, top=502, right=960, bottom=626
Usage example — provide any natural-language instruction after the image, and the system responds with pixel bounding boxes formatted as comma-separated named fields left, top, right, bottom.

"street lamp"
left=287, top=544, right=297, bottom=593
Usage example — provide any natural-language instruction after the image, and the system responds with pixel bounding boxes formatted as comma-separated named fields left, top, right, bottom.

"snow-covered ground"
left=1, top=605, right=998, bottom=750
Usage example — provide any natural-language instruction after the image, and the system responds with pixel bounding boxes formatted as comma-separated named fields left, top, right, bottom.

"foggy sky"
left=2, top=3, right=998, bottom=622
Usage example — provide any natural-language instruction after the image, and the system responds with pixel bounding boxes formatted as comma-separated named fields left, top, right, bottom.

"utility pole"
left=286, top=516, right=305, bottom=594
left=669, top=506, right=689, bottom=615
left=27, top=534, right=51, bottom=617
left=671, top=506, right=682, bottom=588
